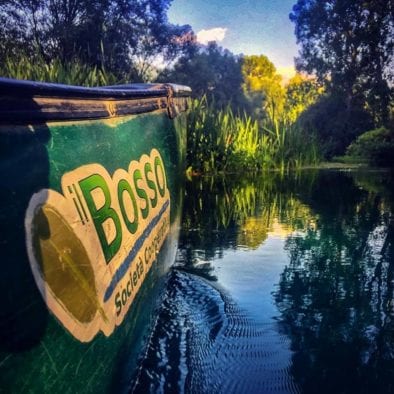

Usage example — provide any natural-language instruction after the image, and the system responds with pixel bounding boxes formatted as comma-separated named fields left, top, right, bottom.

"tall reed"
left=0, top=55, right=117, bottom=87
left=187, top=96, right=321, bottom=173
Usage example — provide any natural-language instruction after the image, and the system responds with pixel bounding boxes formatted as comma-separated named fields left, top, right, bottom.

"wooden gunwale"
left=0, top=78, right=191, bottom=123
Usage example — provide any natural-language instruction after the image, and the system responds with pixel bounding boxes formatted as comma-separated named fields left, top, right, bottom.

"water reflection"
left=133, top=170, right=394, bottom=394
left=176, top=173, right=317, bottom=270
left=275, top=171, right=394, bottom=394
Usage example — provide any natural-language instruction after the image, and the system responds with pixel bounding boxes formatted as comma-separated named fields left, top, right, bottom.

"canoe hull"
left=0, top=80, right=189, bottom=392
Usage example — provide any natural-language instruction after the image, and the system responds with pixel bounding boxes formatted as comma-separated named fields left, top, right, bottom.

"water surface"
left=132, top=169, right=394, bottom=394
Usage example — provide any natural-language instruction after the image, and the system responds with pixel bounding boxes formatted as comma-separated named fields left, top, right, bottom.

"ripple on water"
left=131, top=270, right=299, bottom=394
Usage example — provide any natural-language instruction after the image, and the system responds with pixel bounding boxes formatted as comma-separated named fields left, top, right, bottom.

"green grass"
left=187, top=96, right=321, bottom=173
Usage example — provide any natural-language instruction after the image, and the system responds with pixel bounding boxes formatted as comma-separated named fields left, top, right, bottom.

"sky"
left=168, top=0, right=299, bottom=81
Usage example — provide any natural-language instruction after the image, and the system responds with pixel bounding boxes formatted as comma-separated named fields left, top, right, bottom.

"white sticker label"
left=25, top=149, right=170, bottom=342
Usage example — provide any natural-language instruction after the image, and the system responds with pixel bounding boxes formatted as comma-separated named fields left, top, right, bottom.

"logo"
left=25, top=149, right=170, bottom=342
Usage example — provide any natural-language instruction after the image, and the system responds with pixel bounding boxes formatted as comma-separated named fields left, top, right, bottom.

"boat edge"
left=0, top=78, right=191, bottom=123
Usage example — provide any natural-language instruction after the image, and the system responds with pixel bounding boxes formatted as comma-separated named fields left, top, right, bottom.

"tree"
left=241, top=55, right=285, bottom=125
left=284, top=74, right=322, bottom=124
left=297, top=93, right=374, bottom=158
left=160, top=42, right=246, bottom=109
left=290, top=0, right=394, bottom=125
left=0, top=0, right=192, bottom=80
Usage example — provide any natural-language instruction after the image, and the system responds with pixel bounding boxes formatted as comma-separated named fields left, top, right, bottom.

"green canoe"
left=0, top=78, right=190, bottom=393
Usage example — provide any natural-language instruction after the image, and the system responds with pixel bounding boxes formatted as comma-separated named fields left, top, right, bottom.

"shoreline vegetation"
left=0, top=1, right=392, bottom=173
left=186, top=96, right=321, bottom=174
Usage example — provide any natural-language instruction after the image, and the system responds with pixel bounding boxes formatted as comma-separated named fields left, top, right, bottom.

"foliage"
left=283, top=74, right=322, bottom=124
left=0, top=56, right=117, bottom=86
left=241, top=55, right=285, bottom=125
left=0, top=0, right=192, bottom=81
left=186, top=96, right=250, bottom=173
left=159, top=42, right=247, bottom=109
left=290, top=0, right=393, bottom=125
left=241, top=58, right=322, bottom=130
left=297, top=93, right=374, bottom=158
left=186, top=96, right=321, bottom=173
left=346, top=127, right=394, bottom=167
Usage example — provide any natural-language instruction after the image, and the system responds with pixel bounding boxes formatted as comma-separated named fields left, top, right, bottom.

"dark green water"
left=132, top=169, right=394, bottom=394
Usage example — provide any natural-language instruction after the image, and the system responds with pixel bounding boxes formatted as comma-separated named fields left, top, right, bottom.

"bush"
left=297, top=93, right=374, bottom=158
left=346, top=127, right=394, bottom=167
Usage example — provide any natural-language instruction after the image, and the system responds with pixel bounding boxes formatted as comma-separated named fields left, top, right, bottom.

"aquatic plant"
left=186, top=96, right=321, bottom=173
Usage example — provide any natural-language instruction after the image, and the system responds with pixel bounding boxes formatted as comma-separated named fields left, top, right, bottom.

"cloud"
left=196, top=28, right=227, bottom=45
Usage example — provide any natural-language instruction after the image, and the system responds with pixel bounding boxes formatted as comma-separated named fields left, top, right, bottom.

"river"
left=131, top=169, right=394, bottom=394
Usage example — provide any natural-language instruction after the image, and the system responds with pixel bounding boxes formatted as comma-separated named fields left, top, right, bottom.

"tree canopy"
left=283, top=74, right=321, bottom=124
left=159, top=42, right=246, bottom=109
left=241, top=55, right=284, bottom=124
left=290, top=0, right=394, bottom=124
